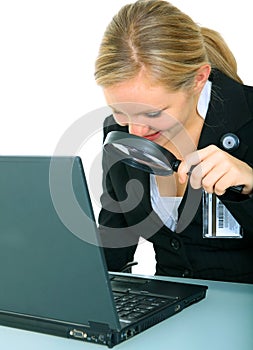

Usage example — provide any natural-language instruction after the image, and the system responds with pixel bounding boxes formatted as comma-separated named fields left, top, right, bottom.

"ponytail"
left=201, top=27, right=242, bottom=83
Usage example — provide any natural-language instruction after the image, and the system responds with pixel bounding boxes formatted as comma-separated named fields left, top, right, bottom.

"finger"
left=201, top=166, right=228, bottom=194
left=189, top=161, right=215, bottom=190
left=178, top=145, right=220, bottom=183
left=178, top=151, right=203, bottom=183
left=212, top=161, right=252, bottom=195
left=201, top=160, right=243, bottom=195
left=192, top=145, right=220, bottom=161
left=213, top=178, right=230, bottom=196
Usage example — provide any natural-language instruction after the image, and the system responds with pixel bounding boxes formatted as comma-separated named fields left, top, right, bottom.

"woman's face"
left=103, top=72, right=201, bottom=148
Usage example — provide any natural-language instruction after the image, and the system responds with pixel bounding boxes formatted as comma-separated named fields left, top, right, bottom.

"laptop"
left=0, top=156, right=207, bottom=348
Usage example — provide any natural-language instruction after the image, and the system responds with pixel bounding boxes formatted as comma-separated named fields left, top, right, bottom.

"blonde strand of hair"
left=95, top=0, right=242, bottom=89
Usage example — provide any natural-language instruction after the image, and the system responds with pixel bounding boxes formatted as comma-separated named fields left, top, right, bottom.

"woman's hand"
left=178, top=145, right=253, bottom=195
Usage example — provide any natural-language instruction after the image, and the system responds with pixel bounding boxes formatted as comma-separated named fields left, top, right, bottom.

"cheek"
left=162, top=105, right=192, bottom=128
left=149, top=115, right=179, bottom=131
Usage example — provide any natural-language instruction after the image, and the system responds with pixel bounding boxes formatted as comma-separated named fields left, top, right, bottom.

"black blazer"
left=98, top=70, right=253, bottom=283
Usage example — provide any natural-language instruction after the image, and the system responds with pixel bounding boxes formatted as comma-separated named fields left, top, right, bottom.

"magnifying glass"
left=103, top=130, right=244, bottom=193
left=103, top=130, right=181, bottom=176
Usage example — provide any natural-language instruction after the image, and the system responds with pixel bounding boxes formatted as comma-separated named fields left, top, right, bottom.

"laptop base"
left=0, top=272, right=207, bottom=348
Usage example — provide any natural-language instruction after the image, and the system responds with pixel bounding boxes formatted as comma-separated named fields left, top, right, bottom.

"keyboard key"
left=114, top=292, right=176, bottom=322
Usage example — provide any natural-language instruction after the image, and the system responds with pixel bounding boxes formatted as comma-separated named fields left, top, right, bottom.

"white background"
left=0, top=0, right=252, bottom=274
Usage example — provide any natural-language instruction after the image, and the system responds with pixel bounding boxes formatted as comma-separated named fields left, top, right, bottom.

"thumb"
left=177, top=151, right=201, bottom=183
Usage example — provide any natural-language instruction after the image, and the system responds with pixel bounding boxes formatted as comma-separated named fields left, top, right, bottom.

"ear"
left=193, top=64, right=211, bottom=93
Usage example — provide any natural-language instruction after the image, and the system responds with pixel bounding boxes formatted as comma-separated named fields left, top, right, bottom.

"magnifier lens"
left=139, top=152, right=172, bottom=170
left=103, top=131, right=181, bottom=176
left=112, top=143, right=131, bottom=156
left=117, top=143, right=172, bottom=171
left=110, top=142, right=173, bottom=175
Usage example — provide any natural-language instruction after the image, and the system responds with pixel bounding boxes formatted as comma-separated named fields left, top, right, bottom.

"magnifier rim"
left=103, top=130, right=179, bottom=176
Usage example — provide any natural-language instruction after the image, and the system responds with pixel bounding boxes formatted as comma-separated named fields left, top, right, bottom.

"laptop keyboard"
left=113, top=292, right=176, bottom=322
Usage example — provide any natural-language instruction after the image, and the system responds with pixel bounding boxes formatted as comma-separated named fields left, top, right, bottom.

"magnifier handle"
left=171, top=159, right=181, bottom=172
left=228, top=185, right=244, bottom=193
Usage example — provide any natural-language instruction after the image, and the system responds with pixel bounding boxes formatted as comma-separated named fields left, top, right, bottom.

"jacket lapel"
left=125, top=165, right=152, bottom=211
left=198, top=70, right=251, bottom=159
left=178, top=70, right=251, bottom=228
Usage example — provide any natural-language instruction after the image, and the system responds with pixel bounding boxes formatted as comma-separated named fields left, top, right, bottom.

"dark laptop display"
left=0, top=156, right=207, bottom=347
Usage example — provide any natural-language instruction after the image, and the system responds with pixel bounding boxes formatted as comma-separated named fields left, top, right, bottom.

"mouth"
left=143, top=131, right=161, bottom=142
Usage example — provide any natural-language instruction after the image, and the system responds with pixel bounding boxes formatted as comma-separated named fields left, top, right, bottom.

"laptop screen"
left=0, top=156, right=120, bottom=329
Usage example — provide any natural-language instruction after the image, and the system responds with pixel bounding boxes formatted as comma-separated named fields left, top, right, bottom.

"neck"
left=163, top=113, right=204, bottom=160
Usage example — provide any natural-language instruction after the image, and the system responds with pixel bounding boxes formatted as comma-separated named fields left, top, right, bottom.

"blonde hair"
left=95, top=0, right=242, bottom=90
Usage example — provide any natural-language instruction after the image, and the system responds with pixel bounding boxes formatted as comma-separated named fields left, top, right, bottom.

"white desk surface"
left=1, top=276, right=253, bottom=350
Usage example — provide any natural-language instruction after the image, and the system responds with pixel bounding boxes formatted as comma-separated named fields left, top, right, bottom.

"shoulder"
left=211, top=69, right=253, bottom=101
left=210, top=69, right=253, bottom=121
left=242, top=83, right=253, bottom=111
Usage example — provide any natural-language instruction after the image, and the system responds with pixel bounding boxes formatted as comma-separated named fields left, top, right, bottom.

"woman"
left=94, top=0, right=253, bottom=283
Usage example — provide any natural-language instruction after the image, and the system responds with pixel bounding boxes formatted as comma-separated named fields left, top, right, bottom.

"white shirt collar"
left=197, top=80, right=212, bottom=119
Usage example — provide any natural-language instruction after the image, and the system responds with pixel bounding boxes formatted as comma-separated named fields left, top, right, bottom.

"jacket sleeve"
left=219, top=191, right=253, bottom=234
left=98, top=116, right=138, bottom=272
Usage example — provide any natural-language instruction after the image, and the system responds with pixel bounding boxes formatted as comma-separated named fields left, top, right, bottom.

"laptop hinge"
left=88, top=321, right=111, bottom=331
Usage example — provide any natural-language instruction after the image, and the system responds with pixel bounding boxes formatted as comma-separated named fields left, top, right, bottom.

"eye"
left=111, top=108, right=125, bottom=117
left=144, top=110, right=163, bottom=118
left=111, top=110, right=121, bottom=115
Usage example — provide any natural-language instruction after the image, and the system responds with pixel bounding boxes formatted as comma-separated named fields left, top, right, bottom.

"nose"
left=128, top=123, right=149, bottom=137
